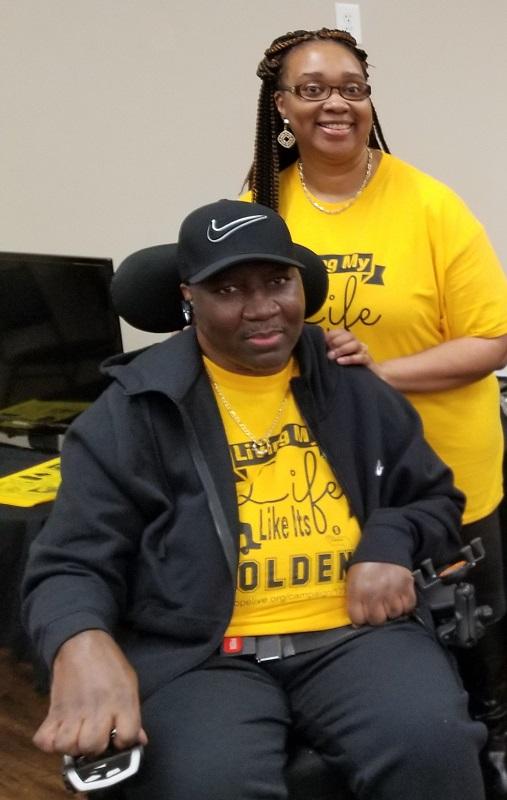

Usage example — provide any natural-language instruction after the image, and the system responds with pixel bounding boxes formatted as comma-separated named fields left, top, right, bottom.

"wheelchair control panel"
left=413, top=537, right=493, bottom=648
left=62, top=743, right=144, bottom=793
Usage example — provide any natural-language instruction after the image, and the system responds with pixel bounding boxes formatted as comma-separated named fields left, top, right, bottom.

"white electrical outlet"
left=335, top=3, right=362, bottom=43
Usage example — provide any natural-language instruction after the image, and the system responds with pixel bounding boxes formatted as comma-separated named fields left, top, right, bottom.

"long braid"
left=250, top=84, right=281, bottom=210
left=247, top=27, right=390, bottom=210
left=370, top=103, right=390, bottom=153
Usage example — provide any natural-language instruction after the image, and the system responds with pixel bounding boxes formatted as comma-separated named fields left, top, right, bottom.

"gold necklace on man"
left=297, top=147, right=372, bottom=215
left=211, top=380, right=289, bottom=458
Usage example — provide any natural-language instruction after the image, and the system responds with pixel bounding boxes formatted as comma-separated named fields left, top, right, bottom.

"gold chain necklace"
left=297, top=148, right=372, bottom=215
left=211, top=380, right=289, bottom=457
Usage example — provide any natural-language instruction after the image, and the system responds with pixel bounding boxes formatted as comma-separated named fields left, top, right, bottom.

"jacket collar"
left=102, top=328, right=204, bottom=400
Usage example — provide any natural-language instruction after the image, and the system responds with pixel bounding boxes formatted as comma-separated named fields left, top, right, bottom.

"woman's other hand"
left=325, top=328, right=373, bottom=367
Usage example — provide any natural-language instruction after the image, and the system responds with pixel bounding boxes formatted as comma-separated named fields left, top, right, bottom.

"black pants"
left=457, top=509, right=507, bottom=745
left=461, top=509, right=506, bottom=620
left=124, top=620, right=486, bottom=800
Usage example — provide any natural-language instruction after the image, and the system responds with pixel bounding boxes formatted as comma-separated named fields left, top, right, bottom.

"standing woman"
left=244, top=27, right=507, bottom=794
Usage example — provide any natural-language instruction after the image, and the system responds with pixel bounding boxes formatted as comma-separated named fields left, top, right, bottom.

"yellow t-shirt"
left=242, top=154, right=507, bottom=523
left=203, top=356, right=360, bottom=635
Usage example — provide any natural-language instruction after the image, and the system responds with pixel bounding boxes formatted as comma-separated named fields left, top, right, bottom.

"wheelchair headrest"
left=111, top=242, right=329, bottom=333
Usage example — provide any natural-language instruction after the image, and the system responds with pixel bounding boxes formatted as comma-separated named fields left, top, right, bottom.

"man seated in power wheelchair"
left=22, top=199, right=491, bottom=800
left=59, top=540, right=491, bottom=800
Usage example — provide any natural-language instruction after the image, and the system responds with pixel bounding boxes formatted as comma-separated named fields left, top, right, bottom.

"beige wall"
left=2, top=0, right=506, bottom=350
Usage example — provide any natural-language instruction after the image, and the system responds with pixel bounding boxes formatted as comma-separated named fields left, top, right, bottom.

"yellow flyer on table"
left=0, top=399, right=89, bottom=429
left=0, top=458, right=61, bottom=507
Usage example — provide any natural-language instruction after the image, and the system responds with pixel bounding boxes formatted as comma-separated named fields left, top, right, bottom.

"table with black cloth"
left=0, top=443, right=55, bottom=678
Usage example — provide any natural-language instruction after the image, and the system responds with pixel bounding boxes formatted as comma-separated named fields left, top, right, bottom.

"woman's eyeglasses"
left=278, top=80, right=371, bottom=102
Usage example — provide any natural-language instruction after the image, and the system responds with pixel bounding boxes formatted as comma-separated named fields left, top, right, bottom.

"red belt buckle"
left=222, top=636, right=244, bottom=655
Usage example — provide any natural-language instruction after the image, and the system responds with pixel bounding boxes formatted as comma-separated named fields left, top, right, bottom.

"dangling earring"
left=277, top=118, right=296, bottom=149
left=181, top=299, right=193, bottom=325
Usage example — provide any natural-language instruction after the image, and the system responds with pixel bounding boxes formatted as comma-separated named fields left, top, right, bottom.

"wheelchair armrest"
left=413, top=538, right=493, bottom=648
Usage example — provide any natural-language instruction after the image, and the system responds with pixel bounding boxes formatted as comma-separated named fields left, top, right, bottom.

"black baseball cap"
left=177, top=199, right=307, bottom=284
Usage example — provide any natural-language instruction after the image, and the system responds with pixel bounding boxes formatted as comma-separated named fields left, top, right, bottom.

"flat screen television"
left=0, top=251, right=123, bottom=450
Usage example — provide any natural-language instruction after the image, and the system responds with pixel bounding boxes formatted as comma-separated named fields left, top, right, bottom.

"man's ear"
left=180, top=283, right=192, bottom=302
left=179, top=284, right=194, bottom=326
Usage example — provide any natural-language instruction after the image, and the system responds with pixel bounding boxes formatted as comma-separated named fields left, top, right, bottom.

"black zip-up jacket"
left=22, top=325, right=464, bottom=698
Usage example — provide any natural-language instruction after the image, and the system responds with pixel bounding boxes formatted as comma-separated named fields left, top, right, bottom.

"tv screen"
left=0, top=251, right=123, bottom=444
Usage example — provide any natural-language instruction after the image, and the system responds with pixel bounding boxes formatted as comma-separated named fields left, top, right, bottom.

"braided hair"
left=246, top=28, right=390, bottom=211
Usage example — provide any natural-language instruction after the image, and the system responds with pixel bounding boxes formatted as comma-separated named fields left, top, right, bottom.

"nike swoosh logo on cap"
left=206, top=214, right=268, bottom=243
